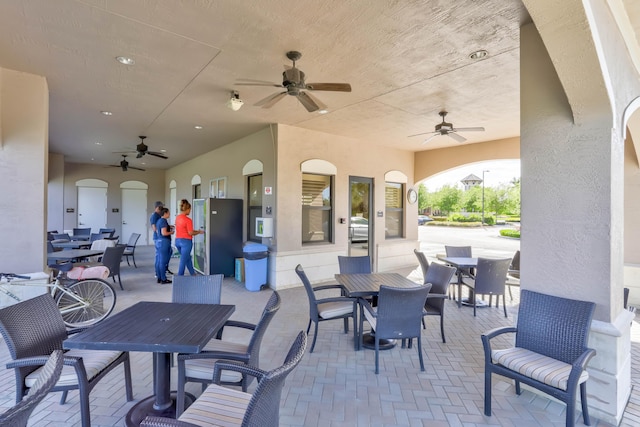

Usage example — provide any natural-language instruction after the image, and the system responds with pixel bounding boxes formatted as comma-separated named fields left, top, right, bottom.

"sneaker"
left=160, top=279, right=172, bottom=284
left=166, top=269, right=174, bottom=275
left=157, top=279, right=161, bottom=284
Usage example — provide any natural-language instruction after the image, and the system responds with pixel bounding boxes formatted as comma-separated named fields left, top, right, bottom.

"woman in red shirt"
left=174, top=199, right=203, bottom=275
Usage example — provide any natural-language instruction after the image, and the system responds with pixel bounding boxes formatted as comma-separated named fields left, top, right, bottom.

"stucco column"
left=0, top=67, right=49, bottom=273
left=520, top=21, right=632, bottom=424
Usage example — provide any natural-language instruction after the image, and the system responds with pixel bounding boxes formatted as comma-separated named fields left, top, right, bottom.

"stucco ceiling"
left=0, top=1, right=636, bottom=170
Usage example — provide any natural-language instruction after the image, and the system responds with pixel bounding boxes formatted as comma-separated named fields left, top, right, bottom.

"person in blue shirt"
left=150, top=201, right=164, bottom=279
left=155, top=207, right=174, bottom=284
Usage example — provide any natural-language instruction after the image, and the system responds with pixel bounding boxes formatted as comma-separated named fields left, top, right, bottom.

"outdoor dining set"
left=0, top=245, right=599, bottom=427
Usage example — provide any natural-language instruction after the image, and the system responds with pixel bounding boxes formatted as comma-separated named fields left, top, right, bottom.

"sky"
left=419, top=159, right=521, bottom=191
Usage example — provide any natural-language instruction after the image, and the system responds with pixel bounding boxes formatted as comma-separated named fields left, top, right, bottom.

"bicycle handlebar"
left=0, top=273, right=31, bottom=281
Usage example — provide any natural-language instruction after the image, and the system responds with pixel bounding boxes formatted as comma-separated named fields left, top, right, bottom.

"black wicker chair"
left=142, top=331, right=307, bottom=427
left=414, top=249, right=430, bottom=279
left=0, top=294, right=133, bottom=427
left=122, top=233, right=141, bottom=267
left=360, top=284, right=431, bottom=374
left=444, top=245, right=473, bottom=299
left=482, top=290, right=596, bottom=427
left=172, top=274, right=223, bottom=305
left=460, top=257, right=512, bottom=317
left=295, top=264, right=357, bottom=353
left=0, top=350, right=63, bottom=427
left=100, top=244, right=127, bottom=290
left=421, top=262, right=456, bottom=343
left=506, top=250, right=520, bottom=301
left=337, top=255, right=371, bottom=274
left=175, top=291, right=281, bottom=417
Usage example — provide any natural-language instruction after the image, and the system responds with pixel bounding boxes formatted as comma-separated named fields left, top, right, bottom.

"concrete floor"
left=0, top=242, right=637, bottom=426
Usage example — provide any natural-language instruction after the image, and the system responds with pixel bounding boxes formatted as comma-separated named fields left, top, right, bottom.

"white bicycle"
left=0, top=264, right=116, bottom=327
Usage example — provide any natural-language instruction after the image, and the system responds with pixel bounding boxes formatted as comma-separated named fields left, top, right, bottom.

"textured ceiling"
left=0, top=0, right=633, bottom=170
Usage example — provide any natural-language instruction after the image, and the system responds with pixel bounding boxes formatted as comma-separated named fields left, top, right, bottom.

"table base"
left=460, top=299, right=489, bottom=307
left=361, top=333, right=396, bottom=350
left=125, top=391, right=195, bottom=427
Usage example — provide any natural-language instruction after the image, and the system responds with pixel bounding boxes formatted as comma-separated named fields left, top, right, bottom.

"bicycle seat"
left=49, top=263, right=74, bottom=272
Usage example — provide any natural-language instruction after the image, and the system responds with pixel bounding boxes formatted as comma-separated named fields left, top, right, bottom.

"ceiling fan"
left=115, top=136, right=168, bottom=159
left=109, top=155, right=145, bottom=172
left=409, top=111, right=485, bottom=144
left=236, top=51, right=352, bottom=112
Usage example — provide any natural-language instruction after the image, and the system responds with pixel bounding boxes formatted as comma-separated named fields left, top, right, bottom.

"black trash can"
left=243, top=244, right=269, bottom=291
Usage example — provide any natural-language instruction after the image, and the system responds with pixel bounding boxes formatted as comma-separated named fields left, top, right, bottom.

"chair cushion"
left=25, top=349, right=123, bottom=388
left=491, top=347, right=589, bottom=391
left=178, top=383, right=251, bottom=427
left=184, top=340, right=249, bottom=383
left=317, top=301, right=352, bottom=319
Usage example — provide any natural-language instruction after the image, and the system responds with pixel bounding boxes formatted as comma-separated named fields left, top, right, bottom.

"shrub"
left=483, top=216, right=496, bottom=226
left=500, top=229, right=520, bottom=238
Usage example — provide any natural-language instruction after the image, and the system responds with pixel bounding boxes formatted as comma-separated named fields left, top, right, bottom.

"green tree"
left=433, top=185, right=461, bottom=215
left=460, top=186, right=482, bottom=212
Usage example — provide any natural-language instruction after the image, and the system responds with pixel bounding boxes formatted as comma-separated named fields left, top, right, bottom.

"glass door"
left=348, top=177, right=373, bottom=258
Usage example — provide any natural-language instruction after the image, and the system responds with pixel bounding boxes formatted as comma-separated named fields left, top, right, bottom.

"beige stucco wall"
left=0, top=67, right=49, bottom=273
left=47, top=153, right=65, bottom=233
left=414, top=137, right=520, bottom=182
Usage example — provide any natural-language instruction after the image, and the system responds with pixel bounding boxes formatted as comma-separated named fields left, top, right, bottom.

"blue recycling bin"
left=243, top=243, right=269, bottom=291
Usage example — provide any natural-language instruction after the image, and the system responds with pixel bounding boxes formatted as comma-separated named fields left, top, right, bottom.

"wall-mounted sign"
left=264, top=187, right=273, bottom=195
left=66, top=208, right=75, bottom=213
left=112, top=208, right=119, bottom=213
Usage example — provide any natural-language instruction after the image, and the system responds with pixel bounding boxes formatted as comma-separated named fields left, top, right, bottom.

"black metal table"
left=64, top=301, right=235, bottom=426
left=47, top=249, right=103, bottom=262
left=335, top=272, right=420, bottom=350
left=51, top=241, right=92, bottom=249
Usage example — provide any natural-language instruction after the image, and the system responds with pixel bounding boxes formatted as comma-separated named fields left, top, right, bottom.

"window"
left=385, top=182, right=403, bottom=238
left=302, top=173, right=333, bottom=243
left=193, top=184, right=201, bottom=199
left=247, top=174, right=262, bottom=242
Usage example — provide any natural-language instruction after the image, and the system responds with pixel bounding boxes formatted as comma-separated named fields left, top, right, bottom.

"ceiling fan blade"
left=297, top=91, right=326, bottom=112
left=421, top=134, right=439, bottom=145
left=452, top=127, right=485, bottom=132
left=147, top=151, right=168, bottom=159
left=408, top=131, right=437, bottom=138
left=447, top=132, right=467, bottom=143
left=235, top=80, right=283, bottom=88
left=255, top=91, right=287, bottom=108
left=305, top=83, right=352, bottom=92
left=128, top=166, right=146, bottom=171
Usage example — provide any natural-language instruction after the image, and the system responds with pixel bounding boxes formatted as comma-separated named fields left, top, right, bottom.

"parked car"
left=418, top=215, right=433, bottom=225
left=350, top=217, right=369, bottom=242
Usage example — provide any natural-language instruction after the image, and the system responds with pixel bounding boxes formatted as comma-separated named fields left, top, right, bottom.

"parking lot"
left=418, top=224, right=520, bottom=260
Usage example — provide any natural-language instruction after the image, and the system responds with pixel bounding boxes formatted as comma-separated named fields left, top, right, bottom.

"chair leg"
left=374, top=338, right=380, bottom=374
left=503, top=295, right=507, bottom=317
left=352, top=313, right=358, bottom=351
left=124, top=355, right=133, bottom=401
left=484, top=369, right=492, bottom=416
left=473, top=298, right=477, bottom=317
left=132, top=254, right=137, bottom=268
left=306, top=319, right=312, bottom=334
left=515, top=380, right=521, bottom=395
left=440, top=314, right=446, bottom=343
left=566, top=397, right=576, bottom=427
left=125, top=256, right=131, bottom=266
left=176, top=359, right=186, bottom=417
left=422, top=317, right=426, bottom=330
left=79, top=387, right=91, bottom=427
left=580, top=382, right=591, bottom=426
left=343, top=317, right=349, bottom=333
left=309, top=322, right=319, bottom=353
left=508, top=284, right=513, bottom=301
left=118, top=274, right=124, bottom=290
left=458, top=282, right=463, bottom=308
left=417, top=335, right=424, bottom=371
left=59, top=390, right=68, bottom=404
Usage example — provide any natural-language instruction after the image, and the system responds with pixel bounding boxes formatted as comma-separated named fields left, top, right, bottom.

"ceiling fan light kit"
left=236, top=50, right=351, bottom=113
left=227, top=90, right=244, bottom=111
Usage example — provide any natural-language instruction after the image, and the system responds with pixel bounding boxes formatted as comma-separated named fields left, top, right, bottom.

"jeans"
left=155, top=238, right=171, bottom=281
left=175, top=238, right=195, bottom=275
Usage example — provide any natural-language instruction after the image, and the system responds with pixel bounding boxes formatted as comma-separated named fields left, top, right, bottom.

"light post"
left=481, top=170, right=490, bottom=225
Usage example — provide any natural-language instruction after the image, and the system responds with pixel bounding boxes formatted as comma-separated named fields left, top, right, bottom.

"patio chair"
left=73, top=227, right=91, bottom=237
left=421, top=262, right=456, bottom=343
left=295, top=264, right=357, bottom=353
left=89, top=233, right=103, bottom=243
left=414, top=249, right=430, bottom=279
left=175, top=291, right=281, bottom=417
left=87, top=238, right=116, bottom=262
left=172, top=274, right=223, bottom=305
left=444, top=245, right=473, bottom=299
left=460, top=257, right=512, bottom=317
left=52, top=233, right=71, bottom=241
left=506, top=250, right=520, bottom=301
left=360, top=284, right=431, bottom=374
left=122, top=232, right=141, bottom=267
left=0, top=294, right=133, bottom=427
left=0, top=350, right=64, bottom=427
left=142, top=330, right=307, bottom=427
left=482, top=290, right=596, bottom=427
left=100, top=245, right=127, bottom=290
left=338, top=255, right=372, bottom=274
left=98, top=227, right=115, bottom=237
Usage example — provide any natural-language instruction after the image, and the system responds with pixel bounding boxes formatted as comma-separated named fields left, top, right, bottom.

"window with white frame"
left=385, top=182, right=403, bottom=238
left=302, top=173, right=333, bottom=244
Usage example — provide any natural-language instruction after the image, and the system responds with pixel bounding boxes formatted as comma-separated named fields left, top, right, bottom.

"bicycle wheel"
left=55, top=279, right=116, bottom=327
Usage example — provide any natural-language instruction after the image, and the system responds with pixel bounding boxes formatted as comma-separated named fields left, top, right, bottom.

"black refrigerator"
left=192, top=198, right=243, bottom=276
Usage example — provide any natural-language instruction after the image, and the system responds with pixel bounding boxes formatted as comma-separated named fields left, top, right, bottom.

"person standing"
left=150, top=201, right=164, bottom=279
left=174, top=199, right=204, bottom=275
left=155, top=207, right=174, bottom=284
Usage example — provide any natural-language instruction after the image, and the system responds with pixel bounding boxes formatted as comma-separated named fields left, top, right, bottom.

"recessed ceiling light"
left=468, top=50, right=488, bottom=60
left=91, top=158, right=94, bottom=161
left=194, top=125, right=203, bottom=130
left=160, top=149, right=167, bottom=153
left=100, top=111, right=112, bottom=116
left=116, top=56, right=135, bottom=65
left=318, top=109, right=328, bottom=114
left=95, top=141, right=102, bottom=145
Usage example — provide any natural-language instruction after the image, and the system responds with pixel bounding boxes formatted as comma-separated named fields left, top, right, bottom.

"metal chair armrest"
left=6, top=355, right=52, bottom=370
left=216, top=319, right=256, bottom=339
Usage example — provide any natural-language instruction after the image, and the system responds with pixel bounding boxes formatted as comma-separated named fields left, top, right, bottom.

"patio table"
left=51, top=241, right=92, bottom=249
left=47, top=248, right=103, bottom=263
left=335, top=272, right=420, bottom=350
left=64, top=301, right=235, bottom=426
left=436, top=255, right=487, bottom=308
